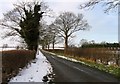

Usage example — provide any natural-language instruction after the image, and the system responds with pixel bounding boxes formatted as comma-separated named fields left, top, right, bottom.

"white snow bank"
left=9, top=50, right=53, bottom=82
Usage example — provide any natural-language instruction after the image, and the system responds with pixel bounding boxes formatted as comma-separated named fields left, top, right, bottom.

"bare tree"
left=53, top=12, right=90, bottom=51
left=48, top=23, right=61, bottom=50
left=39, top=20, right=49, bottom=49
left=79, top=0, right=119, bottom=13
left=39, top=23, right=60, bottom=50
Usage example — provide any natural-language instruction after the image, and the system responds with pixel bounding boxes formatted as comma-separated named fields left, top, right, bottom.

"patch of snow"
left=49, top=47, right=64, bottom=50
left=57, top=54, right=86, bottom=64
left=9, top=50, right=53, bottom=82
left=45, top=50, right=86, bottom=65
left=108, top=61, right=116, bottom=65
left=0, top=48, right=16, bottom=51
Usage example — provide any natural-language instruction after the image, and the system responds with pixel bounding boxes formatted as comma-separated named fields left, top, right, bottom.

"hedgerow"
left=2, top=50, right=36, bottom=83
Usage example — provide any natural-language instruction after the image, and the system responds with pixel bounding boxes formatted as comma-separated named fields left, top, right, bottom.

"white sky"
left=0, top=0, right=118, bottom=47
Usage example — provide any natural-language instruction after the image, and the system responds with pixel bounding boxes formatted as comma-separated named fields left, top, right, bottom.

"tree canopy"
left=52, top=12, right=90, bottom=50
left=0, top=1, right=46, bottom=51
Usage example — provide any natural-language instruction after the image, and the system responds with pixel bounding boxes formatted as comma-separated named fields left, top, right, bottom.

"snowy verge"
left=43, top=50, right=88, bottom=65
left=9, top=50, right=53, bottom=82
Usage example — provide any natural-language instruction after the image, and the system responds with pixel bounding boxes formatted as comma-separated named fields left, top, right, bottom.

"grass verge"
left=45, top=50, right=120, bottom=79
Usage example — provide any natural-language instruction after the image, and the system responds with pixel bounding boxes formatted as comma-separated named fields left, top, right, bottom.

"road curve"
left=41, top=50, right=119, bottom=83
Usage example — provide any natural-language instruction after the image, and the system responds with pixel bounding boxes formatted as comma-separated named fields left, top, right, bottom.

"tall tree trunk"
left=27, top=40, right=38, bottom=52
left=65, top=37, right=68, bottom=49
left=52, top=35, right=55, bottom=50
left=53, top=41, right=54, bottom=50
left=48, top=44, right=49, bottom=50
left=42, top=45, right=45, bottom=50
left=34, top=44, right=38, bottom=51
left=64, top=36, right=68, bottom=54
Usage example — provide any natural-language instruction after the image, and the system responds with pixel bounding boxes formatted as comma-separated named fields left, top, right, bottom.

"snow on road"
left=9, top=50, right=53, bottom=82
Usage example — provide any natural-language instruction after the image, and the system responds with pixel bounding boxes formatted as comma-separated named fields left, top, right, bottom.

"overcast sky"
left=0, top=0, right=118, bottom=46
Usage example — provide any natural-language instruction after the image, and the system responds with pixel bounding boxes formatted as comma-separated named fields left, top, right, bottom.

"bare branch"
left=79, top=0, right=119, bottom=13
left=2, top=30, right=20, bottom=39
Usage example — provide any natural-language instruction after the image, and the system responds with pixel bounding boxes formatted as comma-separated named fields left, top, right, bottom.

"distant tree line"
left=81, top=43, right=120, bottom=48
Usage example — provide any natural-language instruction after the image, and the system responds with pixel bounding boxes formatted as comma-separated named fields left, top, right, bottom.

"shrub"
left=2, top=50, right=36, bottom=83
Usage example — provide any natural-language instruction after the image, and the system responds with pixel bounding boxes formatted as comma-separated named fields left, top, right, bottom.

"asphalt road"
left=41, top=50, right=119, bottom=83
